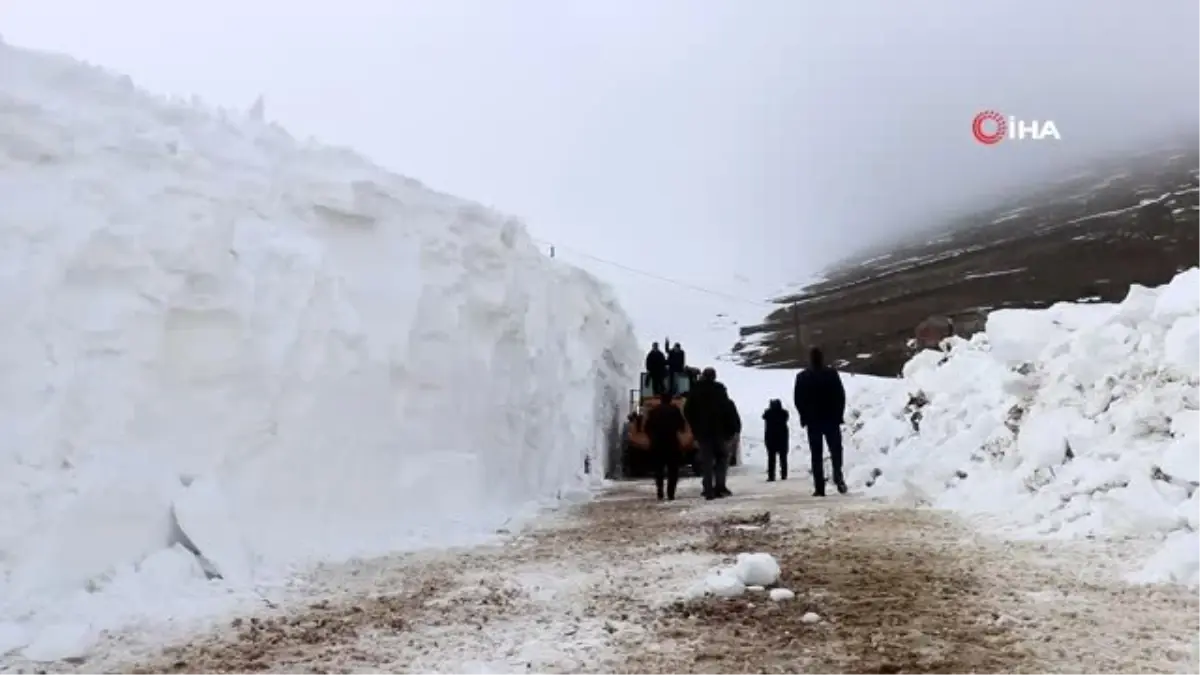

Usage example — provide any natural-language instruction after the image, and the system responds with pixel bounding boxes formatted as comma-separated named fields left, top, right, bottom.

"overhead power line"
left=530, top=238, right=776, bottom=308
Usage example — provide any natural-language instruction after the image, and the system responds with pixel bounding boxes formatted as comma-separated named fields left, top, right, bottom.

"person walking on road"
left=644, top=392, right=685, bottom=501
left=762, top=399, right=790, bottom=481
left=684, top=367, right=737, bottom=500
left=793, top=347, right=847, bottom=497
left=718, top=391, right=741, bottom=497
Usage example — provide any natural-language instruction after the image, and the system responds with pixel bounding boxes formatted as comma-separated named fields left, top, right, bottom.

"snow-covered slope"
left=843, top=269, right=1199, bottom=586
left=0, top=42, right=638, bottom=656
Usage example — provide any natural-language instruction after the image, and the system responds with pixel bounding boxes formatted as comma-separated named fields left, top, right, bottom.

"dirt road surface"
left=19, top=471, right=1198, bottom=674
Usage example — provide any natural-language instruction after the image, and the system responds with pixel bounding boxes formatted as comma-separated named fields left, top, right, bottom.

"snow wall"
left=0, top=42, right=639, bottom=647
left=843, top=268, right=1199, bottom=586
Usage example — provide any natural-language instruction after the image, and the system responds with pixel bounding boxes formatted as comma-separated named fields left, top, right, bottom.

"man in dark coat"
left=762, top=399, right=790, bottom=481
left=793, top=347, right=847, bottom=496
left=667, top=342, right=686, bottom=374
left=645, top=342, right=667, bottom=395
left=719, top=393, right=741, bottom=497
left=684, top=367, right=737, bottom=500
left=666, top=342, right=686, bottom=394
left=644, top=392, right=686, bottom=500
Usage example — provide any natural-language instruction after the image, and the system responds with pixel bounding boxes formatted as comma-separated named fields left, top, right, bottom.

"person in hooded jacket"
left=793, top=347, right=847, bottom=496
left=644, top=392, right=686, bottom=500
left=762, top=399, right=790, bottom=481
left=684, top=367, right=737, bottom=499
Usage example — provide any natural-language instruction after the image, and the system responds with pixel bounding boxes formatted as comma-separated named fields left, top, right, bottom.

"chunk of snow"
left=800, top=611, right=821, bottom=623
left=704, top=570, right=746, bottom=598
left=1163, top=316, right=1200, bottom=376
left=734, top=552, right=781, bottom=586
left=768, top=588, right=795, bottom=601
left=1152, top=268, right=1200, bottom=322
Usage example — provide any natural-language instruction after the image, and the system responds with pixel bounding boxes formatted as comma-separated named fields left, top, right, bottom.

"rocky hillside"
left=733, top=139, right=1200, bottom=376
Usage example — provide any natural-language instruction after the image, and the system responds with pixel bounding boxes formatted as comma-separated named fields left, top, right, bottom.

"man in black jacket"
left=666, top=342, right=687, bottom=395
left=644, top=393, right=686, bottom=501
left=684, top=367, right=738, bottom=499
left=793, top=347, right=847, bottom=496
left=762, top=399, right=790, bottom=481
left=645, top=342, right=667, bottom=395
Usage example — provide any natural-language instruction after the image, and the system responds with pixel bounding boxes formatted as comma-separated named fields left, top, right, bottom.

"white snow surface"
left=0, top=42, right=639, bottom=656
left=842, top=269, right=1200, bottom=587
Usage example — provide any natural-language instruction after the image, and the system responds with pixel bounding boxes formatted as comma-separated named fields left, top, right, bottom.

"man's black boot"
left=836, top=480, right=848, bottom=495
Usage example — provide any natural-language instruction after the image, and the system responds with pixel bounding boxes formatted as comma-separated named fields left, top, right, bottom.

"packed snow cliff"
left=843, top=268, right=1200, bottom=586
left=0, top=42, right=639, bottom=655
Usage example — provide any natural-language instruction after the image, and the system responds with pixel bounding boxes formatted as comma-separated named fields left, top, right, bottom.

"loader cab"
left=637, top=371, right=692, bottom=400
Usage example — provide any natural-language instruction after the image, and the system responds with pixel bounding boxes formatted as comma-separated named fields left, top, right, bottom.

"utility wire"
left=530, top=238, right=777, bottom=308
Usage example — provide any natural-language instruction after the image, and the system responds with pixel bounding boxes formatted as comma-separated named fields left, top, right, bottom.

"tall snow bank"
left=845, top=269, right=1200, bottom=587
left=0, top=42, right=639, bottom=648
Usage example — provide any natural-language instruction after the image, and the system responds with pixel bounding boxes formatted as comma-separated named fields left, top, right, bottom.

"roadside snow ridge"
left=846, top=268, right=1200, bottom=587
left=0, top=41, right=638, bottom=654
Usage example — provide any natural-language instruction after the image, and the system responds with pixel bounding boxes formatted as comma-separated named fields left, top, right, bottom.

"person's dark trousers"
left=714, top=440, right=731, bottom=496
left=766, top=441, right=788, bottom=481
left=807, top=421, right=845, bottom=494
left=695, top=438, right=720, bottom=499
left=652, top=444, right=681, bottom=500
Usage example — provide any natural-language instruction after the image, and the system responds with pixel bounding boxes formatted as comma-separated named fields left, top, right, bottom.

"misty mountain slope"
left=734, top=142, right=1199, bottom=375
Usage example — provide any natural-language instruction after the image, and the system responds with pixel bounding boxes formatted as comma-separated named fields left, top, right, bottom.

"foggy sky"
left=5, top=0, right=1198, bottom=300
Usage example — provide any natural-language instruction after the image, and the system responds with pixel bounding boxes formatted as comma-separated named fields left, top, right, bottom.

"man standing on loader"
left=645, top=342, right=667, bottom=395
left=644, top=392, right=685, bottom=501
left=684, top=367, right=739, bottom=500
left=666, top=341, right=686, bottom=393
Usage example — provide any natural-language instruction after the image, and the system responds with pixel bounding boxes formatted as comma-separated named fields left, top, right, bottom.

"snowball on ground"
left=768, top=588, right=795, bottom=601
left=703, top=569, right=747, bottom=598
left=734, top=552, right=781, bottom=586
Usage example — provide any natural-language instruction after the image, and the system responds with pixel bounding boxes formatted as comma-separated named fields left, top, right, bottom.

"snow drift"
left=844, top=268, right=1200, bottom=586
left=0, top=42, right=638, bottom=651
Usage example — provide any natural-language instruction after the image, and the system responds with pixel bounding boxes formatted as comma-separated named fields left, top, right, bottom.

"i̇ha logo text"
left=972, top=110, right=1061, bottom=145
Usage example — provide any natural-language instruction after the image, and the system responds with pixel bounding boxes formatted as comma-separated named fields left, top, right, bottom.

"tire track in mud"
left=622, top=506, right=1036, bottom=674
left=29, top=477, right=1198, bottom=674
